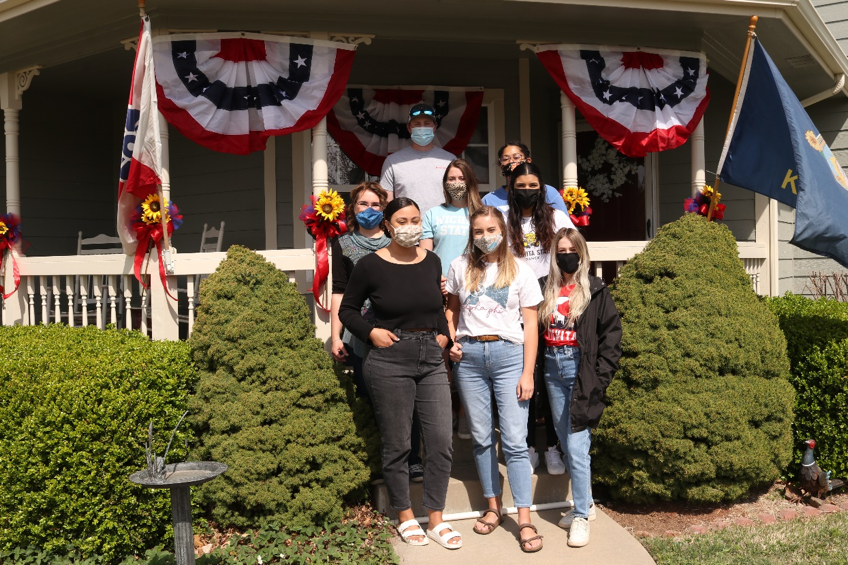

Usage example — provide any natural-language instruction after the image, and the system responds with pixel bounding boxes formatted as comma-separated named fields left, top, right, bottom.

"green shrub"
left=766, top=294, right=848, bottom=479
left=0, top=325, right=196, bottom=561
left=188, top=246, right=370, bottom=529
left=594, top=214, right=795, bottom=503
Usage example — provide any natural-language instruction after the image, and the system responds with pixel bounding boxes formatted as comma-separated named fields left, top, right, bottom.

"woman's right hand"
left=331, top=339, right=348, bottom=362
left=449, top=341, right=463, bottom=362
left=370, top=328, right=399, bottom=348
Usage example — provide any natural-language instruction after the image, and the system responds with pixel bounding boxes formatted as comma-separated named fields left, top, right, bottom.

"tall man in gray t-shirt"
left=380, top=103, right=455, bottom=216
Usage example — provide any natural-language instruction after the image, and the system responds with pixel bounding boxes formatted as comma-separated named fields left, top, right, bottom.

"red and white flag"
left=152, top=33, right=356, bottom=155
left=117, top=16, right=162, bottom=255
left=326, top=86, right=484, bottom=175
left=537, top=44, right=710, bottom=157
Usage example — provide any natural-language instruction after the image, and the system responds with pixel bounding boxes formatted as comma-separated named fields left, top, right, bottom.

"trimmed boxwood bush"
left=766, top=294, right=848, bottom=480
left=0, top=325, right=196, bottom=561
left=188, top=246, right=370, bottom=529
left=594, top=214, right=795, bottom=503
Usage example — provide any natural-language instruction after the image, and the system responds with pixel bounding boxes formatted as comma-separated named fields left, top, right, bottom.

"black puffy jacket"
left=565, top=275, right=622, bottom=432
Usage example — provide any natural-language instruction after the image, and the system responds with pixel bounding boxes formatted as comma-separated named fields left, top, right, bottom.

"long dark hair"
left=507, top=162, right=555, bottom=258
left=381, top=197, right=420, bottom=238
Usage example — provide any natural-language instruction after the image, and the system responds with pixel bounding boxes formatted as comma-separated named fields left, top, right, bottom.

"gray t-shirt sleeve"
left=379, top=158, right=395, bottom=193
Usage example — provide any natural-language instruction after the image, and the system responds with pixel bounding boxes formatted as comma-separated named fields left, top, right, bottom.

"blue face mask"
left=355, top=207, right=384, bottom=229
left=410, top=126, right=435, bottom=146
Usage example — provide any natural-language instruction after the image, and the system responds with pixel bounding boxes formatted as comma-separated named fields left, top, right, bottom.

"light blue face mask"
left=410, top=126, right=435, bottom=146
left=355, top=206, right=384, bottom=229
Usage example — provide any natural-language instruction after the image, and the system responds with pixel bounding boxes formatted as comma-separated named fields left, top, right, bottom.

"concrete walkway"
left=392, top=508, right=656, bottom=564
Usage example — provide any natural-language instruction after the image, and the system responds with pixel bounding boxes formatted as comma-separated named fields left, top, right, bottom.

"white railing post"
left=311, top=116, right=332, bottom=346
left=186, top=276, right=196, bottom=337
left=65, top=277, right=74, bottom=327
left=150, top=251, right=179, bottom=341
left=2, top=250, right=28, bottom=325
left=123, top=275, right=133, bottom=330
left=561, top=93, right=578, bottom=189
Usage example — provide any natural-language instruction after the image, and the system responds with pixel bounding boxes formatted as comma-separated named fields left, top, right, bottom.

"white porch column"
left=3, top=108, right=20, bottom=216
left=690, top=119, right=706, bottom=194
left=311, top=116, right=331, bottom=344
left=150, top=250, right=179, bottom=341
left=561, top=93, right=578, bottom=188
left=158, top=111, right=171, bottom=202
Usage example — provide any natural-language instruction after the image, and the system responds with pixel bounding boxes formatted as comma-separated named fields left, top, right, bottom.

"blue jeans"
left=455, top=338, right=532, bottom=508
left=544, top=345, right=592, bottom=519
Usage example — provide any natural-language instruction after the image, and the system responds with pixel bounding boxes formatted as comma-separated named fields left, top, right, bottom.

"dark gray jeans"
left=363, top=329, right=453, bottom=512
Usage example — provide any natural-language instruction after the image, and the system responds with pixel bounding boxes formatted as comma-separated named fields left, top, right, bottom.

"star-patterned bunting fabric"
left=326, top=86, right=484, bottom=175
left=536, top=44, right=710, bottom=157
left=152, top=33, right=356, bottom=155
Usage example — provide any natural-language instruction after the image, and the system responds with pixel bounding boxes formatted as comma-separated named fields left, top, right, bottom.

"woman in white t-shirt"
left=445, top=206, right=545, bottom=553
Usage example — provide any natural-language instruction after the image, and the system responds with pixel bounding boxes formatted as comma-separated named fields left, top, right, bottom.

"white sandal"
left=427, top=522, right=462, bottom=550
left=398, top=519, right=429, bottom=546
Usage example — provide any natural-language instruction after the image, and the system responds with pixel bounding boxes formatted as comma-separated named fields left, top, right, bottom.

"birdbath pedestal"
left=130, top=461, right=227, bottom=565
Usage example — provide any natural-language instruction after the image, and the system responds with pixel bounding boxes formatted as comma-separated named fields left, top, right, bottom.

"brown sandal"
left=518, top=523, right=544, bottom=553
left=473, top=508, right=504, bottom=535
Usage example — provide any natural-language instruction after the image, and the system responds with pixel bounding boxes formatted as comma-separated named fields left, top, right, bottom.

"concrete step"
left=372, top=432, right=572, bottom=517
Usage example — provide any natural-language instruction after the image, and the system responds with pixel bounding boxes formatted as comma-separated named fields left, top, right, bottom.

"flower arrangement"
left=0, top=213, right=22, bottom=298
left=299, top=189, right=347, bottom=310
left=578, top=137, right=639, bottom=202
left=684, top=184, right=725, bottom=221
left=561, top=186, right=592, bottom=227
left=130, top=193, right=183, bottom=292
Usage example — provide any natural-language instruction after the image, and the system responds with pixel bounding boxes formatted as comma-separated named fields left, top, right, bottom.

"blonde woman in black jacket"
left=539, top=227, right=622, bottom=549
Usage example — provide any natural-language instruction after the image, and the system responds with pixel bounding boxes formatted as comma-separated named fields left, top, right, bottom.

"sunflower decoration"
left=315, top=189, right=346, bottom=222
left=560, top=186, right=593, bottom=227
left=299, top=189, right=348, bottom=312
left=140, top=193, right=171, bottom=225
left=0, top=213, right=21, bottom=251
left=684, top=184, right=726, bottom=221
left=0, top=221, right=8, bottom=237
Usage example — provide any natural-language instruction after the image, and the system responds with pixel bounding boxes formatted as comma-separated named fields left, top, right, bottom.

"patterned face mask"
left=473, top=233, right=503, bottom=254
left=391, top=224, right=423, bottom=247
left=445, top=181, right=468, bottom=201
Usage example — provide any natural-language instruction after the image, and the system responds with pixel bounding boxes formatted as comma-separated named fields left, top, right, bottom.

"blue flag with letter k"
left=718, top=37, right=848, bottom=268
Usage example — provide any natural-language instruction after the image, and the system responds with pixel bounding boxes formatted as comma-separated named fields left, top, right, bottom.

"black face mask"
left=556, top=252, right=580, bottom=274
left=513, top=189, right=541, bottom=209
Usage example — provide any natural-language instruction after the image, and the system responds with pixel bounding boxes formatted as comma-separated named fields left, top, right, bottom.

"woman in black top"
left=339, top=197, right=461, bottom=550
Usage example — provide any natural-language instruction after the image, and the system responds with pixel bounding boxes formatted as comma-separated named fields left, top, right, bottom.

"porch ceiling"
left=0, top=0, right=838, bottom=101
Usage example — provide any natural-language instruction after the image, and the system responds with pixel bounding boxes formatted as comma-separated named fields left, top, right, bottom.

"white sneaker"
left=457, top=413, right=472, bottom=440
left=545, top=446, right=566, bottom=475
left=528, top=447, right=540, bottom=474
left=558, top=505, right=596, bottom=529
left=568, top=517, right=590, bottom=547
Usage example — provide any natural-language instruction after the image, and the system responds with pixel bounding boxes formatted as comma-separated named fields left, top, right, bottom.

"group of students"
left=329, top=103, right=622, bottom=554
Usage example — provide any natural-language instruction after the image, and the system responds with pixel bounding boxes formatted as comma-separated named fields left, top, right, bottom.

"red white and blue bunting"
left=326, top=86, right=484, bottom=175
left=536, top=44, right=710, bottom=158
left=152, top=33, right=356, bottom=155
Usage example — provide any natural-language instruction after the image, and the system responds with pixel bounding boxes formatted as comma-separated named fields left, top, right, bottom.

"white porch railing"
left=1, top=242, right=768, bottom=340
left=0, top=248, right=327, bottom=341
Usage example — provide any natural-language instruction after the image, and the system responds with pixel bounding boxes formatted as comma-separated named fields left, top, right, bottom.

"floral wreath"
left=299, top=189, right=347, bottom=310
left=131, top=193, right=183, bottom=298
left=0, top=213, right=22, bottom=298
left=684, top=184, right=725, bottom=221
left=560, top=186, right=592, bottom=227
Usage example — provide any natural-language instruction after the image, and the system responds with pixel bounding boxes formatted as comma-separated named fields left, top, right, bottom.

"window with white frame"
left=328, top=89, right=504, bottom=193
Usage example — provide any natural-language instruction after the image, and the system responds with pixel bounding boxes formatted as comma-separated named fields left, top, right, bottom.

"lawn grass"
left=641, top=511, right=848, bottom=565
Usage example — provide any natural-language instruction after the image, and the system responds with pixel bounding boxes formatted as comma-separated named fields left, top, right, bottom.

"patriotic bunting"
left=326, top=86, right=484, bottom=175
left=536, top=44, right=710, bottom=158
left=153, top=32, right=357, bottom=155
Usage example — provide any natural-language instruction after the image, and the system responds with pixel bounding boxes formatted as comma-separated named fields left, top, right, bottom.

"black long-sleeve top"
left=339, top=251, right=449, bottom=344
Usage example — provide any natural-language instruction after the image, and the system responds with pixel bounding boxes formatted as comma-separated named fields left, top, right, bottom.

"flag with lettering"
left=717, top=37, right=848, bottom=268
left=153, top=33, right=356, bottom=155
left=117, top=16, right=162, bottom=255
left=536, top=44, right=710, bottom=158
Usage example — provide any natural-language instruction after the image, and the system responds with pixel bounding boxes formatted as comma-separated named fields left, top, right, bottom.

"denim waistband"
left=546, top=343, right=580, bottom=352
left=393, top=328, right=438, bottom=339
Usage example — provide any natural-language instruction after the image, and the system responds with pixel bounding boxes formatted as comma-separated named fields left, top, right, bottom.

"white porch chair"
left=200, top=222, right=225, bottom=253
left=73, top=232, right=125, bottom=328
left=181, top=222, right=225, bottom=334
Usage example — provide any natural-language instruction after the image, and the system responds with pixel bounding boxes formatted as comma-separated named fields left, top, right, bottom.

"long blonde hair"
left=464, top=206, right=518, bottom=293
left=541, top=228, right=591, bottom=328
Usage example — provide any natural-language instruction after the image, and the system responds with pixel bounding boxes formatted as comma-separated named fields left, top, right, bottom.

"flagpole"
left=138, top=0, right=146, bottom=17
left=708, top=15, right=758, bottom=221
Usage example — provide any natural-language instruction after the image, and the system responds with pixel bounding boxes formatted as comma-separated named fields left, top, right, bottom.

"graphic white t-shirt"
left=505, top=209, right=575, bottom=279
left=446, top=255, right=543, bottom=344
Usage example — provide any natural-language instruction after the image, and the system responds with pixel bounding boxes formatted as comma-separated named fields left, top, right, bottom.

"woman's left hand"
left=516, top=372, right=534, bottom=401
left=436, top=334, right=449, bottom=349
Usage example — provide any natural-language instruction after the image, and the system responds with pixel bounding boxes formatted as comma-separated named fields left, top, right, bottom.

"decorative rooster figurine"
left=799, top=439, right=845, bottom=498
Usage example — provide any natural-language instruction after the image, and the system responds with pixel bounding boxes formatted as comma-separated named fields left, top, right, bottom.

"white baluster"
left=93, top=279, right=103, bottom=330
left=65, top=277, right=75, bottom=327
left=40, top=277, right=48, bottom=325
left=108, top=275, right=118, bottom=326
left=140, top=282, right=149, bottom=337
left=124, top=275, right=133, bottom=330
left=187, top=276, right=196, bottom=337
left=616, top=261, right=623, bottom=278
left=27, top=276, right=35, bottom=326
left=595, top=262, right=603, bottom=278
left=80, top=278, right=89, bottom=327
left=52, top=276, right=61, bottom=324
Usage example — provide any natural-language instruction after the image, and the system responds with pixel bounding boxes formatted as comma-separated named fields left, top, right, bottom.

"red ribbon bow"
left=299, top=195, right=347, bottom=311
left=131, top=204, right=183, bottom=301
left=0, top=214, right=22, bottom=299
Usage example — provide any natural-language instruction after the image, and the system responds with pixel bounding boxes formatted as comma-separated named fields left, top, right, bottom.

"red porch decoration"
left=299, top=190, right=347, bottom=311
left=0, top=213, right=21, bottom=299
left=131, top=194, right=183, bottom=297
